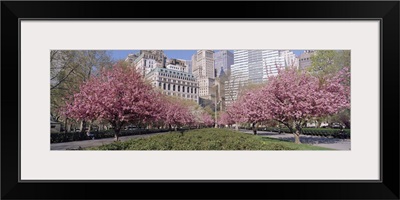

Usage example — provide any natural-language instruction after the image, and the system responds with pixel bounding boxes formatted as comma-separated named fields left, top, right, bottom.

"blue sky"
left=109, top=50, right=305, bottom=61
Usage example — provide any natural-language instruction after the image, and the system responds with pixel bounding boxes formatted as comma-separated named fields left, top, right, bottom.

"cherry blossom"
left=64, top=65, right=163, bottom=140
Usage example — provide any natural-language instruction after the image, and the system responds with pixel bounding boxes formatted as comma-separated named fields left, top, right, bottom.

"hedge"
left=244, top=127, right=350, bottom=139
left=51, top=129, right=171, bottom=143
left=87, top=128, right=331, bottom=150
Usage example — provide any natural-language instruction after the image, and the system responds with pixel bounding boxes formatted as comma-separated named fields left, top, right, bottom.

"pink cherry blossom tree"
left=226, top=100, right=246, bottom=130
left=63, top=65, right=162, bottom=141
left=261, top=67, right=350, bottom=143
left=163, top=98, right=194, bottom=131
left=237, top=89, right=271, bottom=135
left=217, top=112, right=234, bottom=128
left=201, top=113, right=214, bottom=127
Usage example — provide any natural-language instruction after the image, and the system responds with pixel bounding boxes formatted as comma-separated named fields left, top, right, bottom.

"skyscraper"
left=225, top=50, right=249, bottom=106
left=214, top=50, right=234, bottom=78
left=263, top=50, right=297, bottom=77
left=192, top=50, right=215, bottom=79
left=213, top=50, right=234, bottom=111
left=192, top=50, right=215, bottom=100
left=225, top=50, right=297, bottom=106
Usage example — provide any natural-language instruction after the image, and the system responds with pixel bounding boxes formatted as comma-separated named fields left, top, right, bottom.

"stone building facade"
left=146, top=67, right=199, bottom=103
left=299, top=50, right=315, bottom=70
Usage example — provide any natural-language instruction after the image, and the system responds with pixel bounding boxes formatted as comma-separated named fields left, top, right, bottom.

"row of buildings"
left=125, top=50, right=316, bottom=109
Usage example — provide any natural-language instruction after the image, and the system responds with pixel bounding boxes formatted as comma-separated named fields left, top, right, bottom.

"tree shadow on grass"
left=249, top=130, right=350, bottom=145
left=272, top=135, right=349, bottom=145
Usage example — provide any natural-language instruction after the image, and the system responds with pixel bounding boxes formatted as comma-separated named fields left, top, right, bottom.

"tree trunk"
left=80, top=120, right=86, bottom=133
left=64, top=118, right=68, bottom=133
left=252, top=122, right=257, bottom=135
left=293, top=130, right=301, bottom=144
left=282, top=123, right=300, bottom=144
left=114, top=127, right=121, bottom=141
left=174, top=126, right=177, bottom=131
left=113, top=122, right=123, bottom=141
left=169, top=124, right=172, bottom=131
left=235, top=122, right=239, bottom=130
left=344, top=121, right=351, bottom=129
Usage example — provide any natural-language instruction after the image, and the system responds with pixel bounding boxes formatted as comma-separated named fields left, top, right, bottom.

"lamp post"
left=214, top=79, right=222, bottom=128
left=215, top=100, right=221, bottom=128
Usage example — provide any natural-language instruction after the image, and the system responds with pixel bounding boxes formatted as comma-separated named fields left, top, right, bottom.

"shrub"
left=87, top=128, right=331, bottom=150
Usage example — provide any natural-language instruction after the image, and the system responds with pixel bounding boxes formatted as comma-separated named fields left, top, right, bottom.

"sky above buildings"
left=108, top=50, right=305, bottom=61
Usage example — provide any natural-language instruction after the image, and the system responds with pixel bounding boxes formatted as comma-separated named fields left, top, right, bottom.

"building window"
left=173, top=85, right=175, bottom=91
left=187, top=87, right=189, bottom=93
left=163, top=83, right=166, bottom=90
left=178, top=85, right=180, bottom=92
left=194, top=88, right=197, bottom=93
left=191, top=88, right=193, bottom=94
left=168, top=84, right=170, bottom=90
left=182, top=86, right=185, bottom=92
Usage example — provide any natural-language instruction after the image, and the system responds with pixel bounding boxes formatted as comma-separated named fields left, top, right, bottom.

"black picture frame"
left=2, top=1, right=399, bottom=199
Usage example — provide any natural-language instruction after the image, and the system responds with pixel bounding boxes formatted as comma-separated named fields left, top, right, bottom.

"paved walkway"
left=240, top=129, right=351, bottom=150
left=51, top=131, right=170, bottom=150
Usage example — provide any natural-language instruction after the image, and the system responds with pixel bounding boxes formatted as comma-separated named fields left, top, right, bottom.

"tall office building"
left=225, top=50, right=249, bottom=106
left=280, top=50, right=298, bottom=69
left=263, top=50, right=298, bottom=77
left=225, top=50, right=297, bottom=106
left=213, top=50, right=234, bottom=111
left=299, top=50, right=315, bottom=70
left=214, top=50, right=234, bottom=77
left=192, top=50, right=215, bottom=100
left=192, top=50, right=215, bottom=79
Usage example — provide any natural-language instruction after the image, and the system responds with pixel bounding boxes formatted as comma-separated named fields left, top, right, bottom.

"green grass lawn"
left=86, top=128, right=332, bottom=150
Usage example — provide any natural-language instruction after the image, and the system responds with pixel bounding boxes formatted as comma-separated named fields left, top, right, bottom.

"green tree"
left=50, top=50, right=112, bottom=132
left=308, top=50, right=350, bottom=77
left=308, top=50, right=351, bottom=129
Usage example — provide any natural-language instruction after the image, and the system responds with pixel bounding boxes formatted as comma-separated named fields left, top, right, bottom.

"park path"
left=51, top=131, right=170, bottom=150
left=240, top=129, right=351, bottom=150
